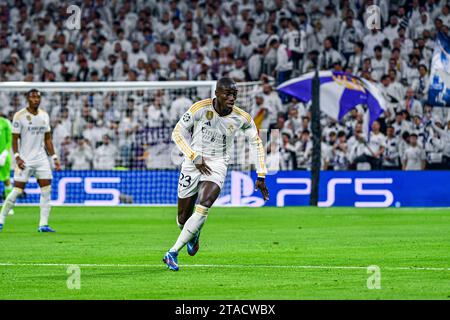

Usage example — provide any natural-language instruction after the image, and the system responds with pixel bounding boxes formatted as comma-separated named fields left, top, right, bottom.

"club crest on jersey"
left=227, top=124, right=234, bottom=134
left=206, top=111, right=213, bottom=120
left=26, top=115, right=32, bottom=122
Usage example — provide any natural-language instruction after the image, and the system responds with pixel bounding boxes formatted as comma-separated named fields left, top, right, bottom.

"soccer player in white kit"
left=163, top=78, right=269, bottom=271
left=0, top=89, right=61, bottom=232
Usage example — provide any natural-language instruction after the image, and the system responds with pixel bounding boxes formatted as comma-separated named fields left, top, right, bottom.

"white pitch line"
left=0, top=262, right=449, bottom=272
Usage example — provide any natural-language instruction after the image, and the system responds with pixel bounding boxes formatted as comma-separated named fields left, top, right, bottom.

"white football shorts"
left=177, top=158, right=228, bottom=199
left=14, top=159, right=53, bottom=182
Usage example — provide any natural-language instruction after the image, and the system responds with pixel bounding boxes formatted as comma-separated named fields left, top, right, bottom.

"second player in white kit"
left=0, top=89, right=61, bottom=232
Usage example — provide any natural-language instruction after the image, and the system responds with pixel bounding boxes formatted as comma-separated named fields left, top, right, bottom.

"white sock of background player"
left=39, top=185, right=51, bottom=226
left=170, top=205, right=208, bottom=253
left=0, top=187, right=23, bottom=225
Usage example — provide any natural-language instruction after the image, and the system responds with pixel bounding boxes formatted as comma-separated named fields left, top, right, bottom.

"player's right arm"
left=11, top=134, right=24, bottom=169
left=171, top=104, right=211, bottom=175
left=11, top=113, right=25, bottom=169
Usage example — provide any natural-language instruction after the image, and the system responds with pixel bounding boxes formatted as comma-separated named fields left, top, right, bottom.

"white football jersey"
left=403, top=145, right=425, bottom=170
left=282, top=29, right=306, bottom=54
left=365, top=132, right=386, bottom=156
left=12, top=108, right=51, bottom=165
left=172, top=98, right=267, bottom=177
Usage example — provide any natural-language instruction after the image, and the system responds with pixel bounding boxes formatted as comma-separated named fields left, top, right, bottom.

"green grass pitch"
left=0, top=206, right=449, bottom=299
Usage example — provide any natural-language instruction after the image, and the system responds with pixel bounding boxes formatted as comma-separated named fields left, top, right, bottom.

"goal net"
left=0, top=81, right=273, bottom=206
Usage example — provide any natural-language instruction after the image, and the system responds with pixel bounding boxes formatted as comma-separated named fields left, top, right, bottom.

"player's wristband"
left=14, top=153, right=20, bottom=159
left=51, top=154, right=58, bottom=161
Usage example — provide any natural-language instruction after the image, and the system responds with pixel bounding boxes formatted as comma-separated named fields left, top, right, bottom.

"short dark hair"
left=27, top=88, right=40, bottom=97
left=269, top=38, right=279, bottom=47
left=216, top=77, right=237, bottom=91
left=418, top=64, right=428, bottom=71
left=240, top=33, right=249, bottom=41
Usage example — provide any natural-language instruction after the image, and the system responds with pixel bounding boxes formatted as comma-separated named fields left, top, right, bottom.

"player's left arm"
left=241, top=116, right=269, bottom=201
left=43, top=114, right=61, bottom=171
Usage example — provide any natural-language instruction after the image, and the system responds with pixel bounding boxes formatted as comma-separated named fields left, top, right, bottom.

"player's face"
left=27, top=92, right=41, bottom=108
left=217, top=88, right=238, bottom=108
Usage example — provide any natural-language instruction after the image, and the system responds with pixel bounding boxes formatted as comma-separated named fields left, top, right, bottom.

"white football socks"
left=170, top=205, right=208, bottom=253
left=39, top=185, right=52, bottom=227
left=0, top=187, right=23, bottom=225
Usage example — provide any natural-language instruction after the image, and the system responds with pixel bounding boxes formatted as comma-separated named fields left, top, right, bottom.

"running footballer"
left=163, top=77, right=269, bottom=271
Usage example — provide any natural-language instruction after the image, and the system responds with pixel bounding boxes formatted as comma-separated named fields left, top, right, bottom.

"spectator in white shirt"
left=68, top=137, right=93, bottom=170
left=169, top=95, right=193, bottom=126
left=439, top=4, right=450, bottom=26
left=147, top=96, right=170, bottom=128
left=411, top=64, right=430, bottom=102
left=411, top=12, right=434, bottom=39
left=371, top=46, right=388, bottom=81
left=431, top=120, right=450, bottom=169
left=383, top=126, right=401, bottom=169
left=93, top=135, right=118, bottom=170
left=363, top=29, right=386, bottom=58
left=128, top=40, right=148, bottom=70
left=403, top=87, right=423, bottom=118
left=346, top=42, right=365, bottom=74
left=322, top=5, right=340, bottom=39
left=88, top=50, right=106, bottom=75
left=247, top=46, right=264, bottom=81
left=318, top=37, right=343, bottom=70
left=261, top=83, right=284, bottom=125
left=384, top=15, right=400, bottom=45
left=425, top=128, right=445, bottom=169
left=339, top=15, right=363, bottom=63
left=228, top=58, right=247, bottom=82
left=353, top=120, right=386, bottom=170
left=332, top=131, right=350, bottom=170
left=269, top=38, right=293, bottom=85
left=83, top=121, right=107, bottom=148
left=392, top=111, right=413, bottom=137
left=307, top=21, right=327, bottom=54
left=220, top=25, right=238, bottom=52
left=282, top=20, right=306, bottom=71
left=280, top=132, right=297, bottom=170
left=236, top=33, right=256, bottom=60
left=295, top=130, right=312, bottom=170
left=402, top=133, right=426, bottom=170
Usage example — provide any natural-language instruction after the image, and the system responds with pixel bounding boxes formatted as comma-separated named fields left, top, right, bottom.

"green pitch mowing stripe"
left=0, top=206, right=449, bottom=300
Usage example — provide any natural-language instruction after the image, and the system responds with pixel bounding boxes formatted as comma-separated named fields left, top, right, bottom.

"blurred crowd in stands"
left=0, top=0, right=449, bottom=170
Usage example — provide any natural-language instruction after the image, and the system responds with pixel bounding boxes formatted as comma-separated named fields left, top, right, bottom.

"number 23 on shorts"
left=179, top=173, right=192, bottom=188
